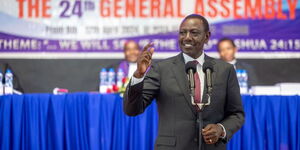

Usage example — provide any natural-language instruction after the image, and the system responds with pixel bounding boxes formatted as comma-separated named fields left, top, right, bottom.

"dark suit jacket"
left=123, top=53, right=245, bottom=150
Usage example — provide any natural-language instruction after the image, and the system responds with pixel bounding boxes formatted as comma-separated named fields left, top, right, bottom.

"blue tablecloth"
left=0, top=93, right=299, bottom=150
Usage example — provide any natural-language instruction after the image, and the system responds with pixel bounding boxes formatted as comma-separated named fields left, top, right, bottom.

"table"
left=0, top=93, right=299, bottom=150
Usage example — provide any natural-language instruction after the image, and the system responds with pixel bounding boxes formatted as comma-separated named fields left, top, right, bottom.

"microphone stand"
left=187, top=62, right=213, bottom=150
left=190, top=87, right=212, bottom=150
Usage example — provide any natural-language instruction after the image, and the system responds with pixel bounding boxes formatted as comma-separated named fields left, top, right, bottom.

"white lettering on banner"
left=112, top=39, right=127, bottom=50
left=152, top=39, right=177, bottom=50
left=270, top=39, right=300, bottom=50
left=234, top=39, right=268, bottom=50
left=80, top=40, right=111, bottom=50
left=58, top=40, right=78, bottom=50
left=0, top=39, right=40, bottom=50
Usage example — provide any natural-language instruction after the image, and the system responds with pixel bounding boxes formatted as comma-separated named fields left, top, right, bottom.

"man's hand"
left=202, top=124, right=224, bottom=144
left=133, top=43, right=155, bottom=78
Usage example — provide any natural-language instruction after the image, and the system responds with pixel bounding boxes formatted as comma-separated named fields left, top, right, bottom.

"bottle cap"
left=6, top=69, right=12, bottom=73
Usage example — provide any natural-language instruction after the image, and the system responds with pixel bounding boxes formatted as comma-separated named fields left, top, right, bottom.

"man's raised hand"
left=133, top=43, right=155, bottom=78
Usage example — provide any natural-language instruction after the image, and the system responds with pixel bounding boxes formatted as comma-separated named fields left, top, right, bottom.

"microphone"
left=202, top=61, right=214, bottom=94
left=185, top=61, right=197, bottom=97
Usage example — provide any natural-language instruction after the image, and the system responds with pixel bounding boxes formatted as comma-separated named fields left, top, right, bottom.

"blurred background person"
left=217, top=37, right=258, bottom=87
left=118, top=40, right=141, bottom=78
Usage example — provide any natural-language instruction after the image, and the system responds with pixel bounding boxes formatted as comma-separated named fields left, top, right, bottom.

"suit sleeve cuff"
left=217, top=123, right=227, bottom=139
left=130, top=75, right=145, bottom=86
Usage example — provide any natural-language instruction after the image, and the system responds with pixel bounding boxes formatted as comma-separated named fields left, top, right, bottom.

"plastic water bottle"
left=107, top=68, right=116, bottom=90
left=117, top=69, right=125, bottom=88
left=239, top=69, right=248, bottom=94
left=99, top=68, right=108, bottom=93
left=0, top=72, right=3, bottom=95
left=236, top=69, right=242, bottom=87
left=4, top=69, right=13, bottom=95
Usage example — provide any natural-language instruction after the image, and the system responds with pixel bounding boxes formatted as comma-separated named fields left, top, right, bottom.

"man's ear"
left=205, top=31, right=211, bottom=44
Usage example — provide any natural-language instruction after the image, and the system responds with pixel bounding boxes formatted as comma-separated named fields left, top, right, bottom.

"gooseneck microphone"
left=202, top=61, right=214, bottom=94
left=185, top=61, right=197, bottom=98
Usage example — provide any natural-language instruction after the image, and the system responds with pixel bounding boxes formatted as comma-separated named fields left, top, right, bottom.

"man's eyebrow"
left=179, top=29, right=201, bottom=31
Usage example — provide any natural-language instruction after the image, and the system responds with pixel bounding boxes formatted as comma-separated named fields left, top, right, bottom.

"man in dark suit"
left=123, top=14, right=244, bottom=150
left=217, top=37, right=258, bottom=86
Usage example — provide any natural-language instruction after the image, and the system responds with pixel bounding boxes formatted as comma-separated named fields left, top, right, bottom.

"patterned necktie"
left=193, top=60, right=201, bottom=104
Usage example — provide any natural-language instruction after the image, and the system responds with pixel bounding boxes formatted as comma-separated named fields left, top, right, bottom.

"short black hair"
left=181, top=14, right=210, bottom=32
left=217, top=37, right=236, bottom=51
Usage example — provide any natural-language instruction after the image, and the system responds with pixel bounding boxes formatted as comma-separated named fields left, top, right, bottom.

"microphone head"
left=202, top=61, right=214, bottom=72
left=185, top=61, right=197, bottom=74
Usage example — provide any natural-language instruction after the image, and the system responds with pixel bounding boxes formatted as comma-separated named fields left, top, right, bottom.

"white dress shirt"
left=128, top=62, right=137, bottom=78
left=228, top=59, right=237, bottom=70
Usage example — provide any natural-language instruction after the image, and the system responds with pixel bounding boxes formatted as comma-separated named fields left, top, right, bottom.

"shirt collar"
left=228, top=59, right=237, bottom=65
left=182, top=52, right=205, bottom=66
left=128, top=62, right=137, bottom=66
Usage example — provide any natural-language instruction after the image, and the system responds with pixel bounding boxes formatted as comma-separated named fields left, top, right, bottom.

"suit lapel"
left=171, top=53, right=197, bottom=114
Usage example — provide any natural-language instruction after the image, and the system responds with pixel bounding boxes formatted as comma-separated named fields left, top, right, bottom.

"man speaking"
left=123, top=14, right=245, bottom=150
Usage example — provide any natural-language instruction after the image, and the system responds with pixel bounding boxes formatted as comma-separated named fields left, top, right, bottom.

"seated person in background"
left=118, top=40, right=141, bottom=78
left=217, top=37, right=258, bottom=86
left=0, top=62, right=24, bottom=93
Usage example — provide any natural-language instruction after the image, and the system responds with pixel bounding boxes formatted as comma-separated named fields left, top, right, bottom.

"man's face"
left=179, top=18, right=210, bottom=59
left=124, top=41, right=140, bottom=63
left=218, top=40, right=237, bottom=62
